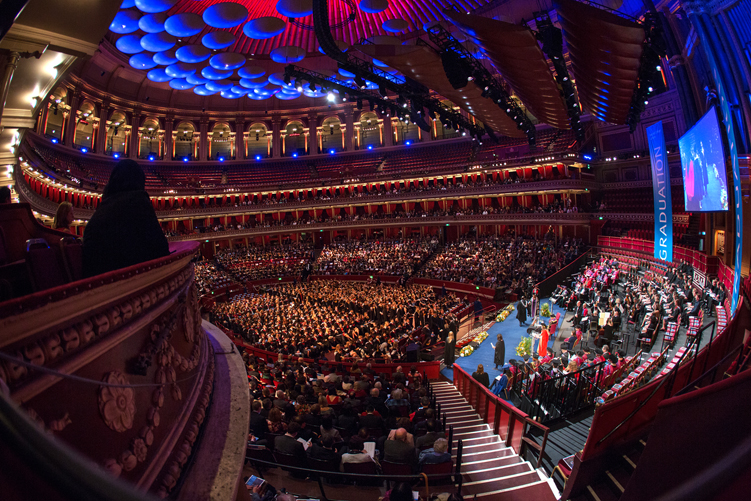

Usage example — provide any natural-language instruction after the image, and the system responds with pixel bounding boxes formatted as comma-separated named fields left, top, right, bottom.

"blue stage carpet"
left=440, top=298, right=569, bottom=390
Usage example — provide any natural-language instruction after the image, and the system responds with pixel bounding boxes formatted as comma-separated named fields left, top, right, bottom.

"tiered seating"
left=612, top=349, right=669, bottom=395
left=600, top=351, right=644, bottom=400
left=381, top=141, right=471, bottom=174
left=686, top=310, right=703, bottom=341
left=657, top=346, right=695, bottom=378
left=662, top=321, right=679, bottom=350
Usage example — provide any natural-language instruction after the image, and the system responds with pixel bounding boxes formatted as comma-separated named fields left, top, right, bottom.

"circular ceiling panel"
left=382, top=19, right=409, bottom=32
left=140, top=32, right=176, bottom=52
left=121, top=0, right=136, bottom=8
left=239, top=77, right=267, bottom=89
left=267, top=72, right=288, bottom=86
left=318, top=39, right=350, bottom=55
left=338, top=68, right=355, bottom=78
left=110, top=10, right=141, bottom=34
left=116, top=34, right=143, bottom=54
left=276, top=0, right=313, bottom=18
left=243, top=17, right=286, bottom=39
left=247, top=92, right=271, bottom=101
left=205, top=79, right=233, bottom=92
left=186, top=73, right=209, bottom=85
left=270, top=45, right=305, bottom=63
left=164, top=13, right=205, bottom=37
left=202, top=31, right=235, bottom=50
left=129, top=53, right=158, bottom=70
left=139, top=12, right=168, bottom=33
left=194, top=85, right=219, bottom=96
left=134, top=0, right=178, bottom=14
left=220, top=89, right=241, bottom=99
left=176, top=44, right=211, bottom=63
left=147, top=68, right=172, bottom=82
left=372, top=58, right=389, bottom=68
left=275, top=90, right=301, bottom=100
left=165, top=62, right=197, bottom=78
left=203, top=2, right=249, bottom=29
left=153, top=49, right=178, bottom=65
left=238, top=65, right=265, bottom=79
left=253, top=85, right=277, bottom=96
left=359, top=0, right=389, bottom=14
left=367, top=35, right=401, bottom=45
left=201, top=66, right=234, bottom=80
left=169, top=78, right=195, bottom=90
left=209, top=52, right=246, bottom=70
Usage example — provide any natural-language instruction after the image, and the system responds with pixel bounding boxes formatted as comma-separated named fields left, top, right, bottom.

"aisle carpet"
left=440, top=298, right=570, bottom=387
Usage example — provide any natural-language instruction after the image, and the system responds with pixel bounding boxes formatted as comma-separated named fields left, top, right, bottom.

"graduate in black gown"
left=443, top=332, right=456, bottom=368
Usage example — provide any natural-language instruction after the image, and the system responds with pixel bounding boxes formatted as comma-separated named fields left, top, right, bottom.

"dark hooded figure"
left=83, top=159, right=169, bottom=277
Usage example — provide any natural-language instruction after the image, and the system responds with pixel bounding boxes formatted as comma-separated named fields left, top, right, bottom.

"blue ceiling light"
left=256, top=155, right=261, bottom=161
left=51, top=138, right=58, bottom=143
left=116, top=34, right=144, bottom=54
left=205, top=79, right=233, bottom=92
left=406, top=141, right=411, bottom=145
left=209, top=52, right=246, bottom=70
left=141, top=32, right=176, bottom=52
left=203, top=2, right=249, bottom=29
left=147, top=68, right=173, bottom=82
left=175, top=45, right=211, bottom=63
left=201, top=66, right=234, bottom=80
left=153, top=49, right=178, bottom=65
left=149, top=155, right=155, bottom=161
left=169, top=78, right=194, bottom=90
left=202, top=32, right=235, bottom=50
left=183, top=157, right=189, bottom=162
left=138, top=12, right=168, bottom=33
left=238, top=65, right=265, bottom=79
left=165, top=13, right=205, bottom=37
left=81, top=148, right=88, bottom=153
left=186, top=73, right=209, bottom=85
left=110, top=10, right=141, bottom=34
left=113, top=153, right=120, bottom=159
left=165, top=62, right=197, bottom=78
left=292, top=152, right=298, bottom=158
left=134, top=0, right=178, bottom=14
left=129, top=53, right=158, bottom=70
left=243, top=17, right=286, bottom=39
left=218, top=156, right=225, bottom=162
left=368, top=145, right=373, bottom=150
left=330, top=149, right=335, bottom=155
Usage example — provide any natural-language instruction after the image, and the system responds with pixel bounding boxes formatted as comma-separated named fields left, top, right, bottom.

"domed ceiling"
left=105, top=0, right=495, bottom=101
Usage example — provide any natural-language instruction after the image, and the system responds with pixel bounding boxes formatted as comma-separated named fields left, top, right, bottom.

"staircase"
left=431, top=381, right=559, bottom=500
left=569, top=438, right=647, bottom=501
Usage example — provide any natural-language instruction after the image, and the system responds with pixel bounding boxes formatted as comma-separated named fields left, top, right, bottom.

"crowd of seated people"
left=420, top=235, right=583, bottom=289
left=210, top=282, right=462, bottom=362
left=215, top=243, right=315, bottom=282
left=194, top=260, right=239, bottom=298
left=317, top=238, right=439, bottom=276
left=244, top=353, right=452, bottom=475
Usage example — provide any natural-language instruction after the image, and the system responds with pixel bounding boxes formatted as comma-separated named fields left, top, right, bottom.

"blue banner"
left=647, top=121, right=673, bottom=262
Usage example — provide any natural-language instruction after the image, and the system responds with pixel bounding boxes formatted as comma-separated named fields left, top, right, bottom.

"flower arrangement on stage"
left=457, top=330, right=489, bottom=357
left=496, top=304, right=515, bottom=322
left=515, top=336, right=533, bottom=357
left=540, top=302, right=552, bottom=318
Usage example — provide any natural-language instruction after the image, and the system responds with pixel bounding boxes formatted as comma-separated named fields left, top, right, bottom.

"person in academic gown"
left=443, top=332, right=456, bottom=368
left=491, top=333, right=505, bottom=369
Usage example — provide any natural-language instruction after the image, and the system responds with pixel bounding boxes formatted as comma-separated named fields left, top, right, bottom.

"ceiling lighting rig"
left=303, top=0, right=485, bottom=138
left=425, top=22, right=536, bottom=146
left=625, top=12, right=667, bottom=132
left=532, top=12, right=584, bottom=142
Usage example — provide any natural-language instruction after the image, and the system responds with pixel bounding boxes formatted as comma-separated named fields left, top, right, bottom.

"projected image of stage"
left=679, top=107, right=730, bottom=212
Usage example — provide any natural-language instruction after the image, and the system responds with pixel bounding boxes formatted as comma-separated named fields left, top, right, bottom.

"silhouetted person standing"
left=83, top=159, right=169, bottom=277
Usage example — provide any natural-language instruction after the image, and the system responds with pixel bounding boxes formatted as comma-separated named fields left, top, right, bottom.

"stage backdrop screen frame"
left=678, top=106, right=730, bottom=212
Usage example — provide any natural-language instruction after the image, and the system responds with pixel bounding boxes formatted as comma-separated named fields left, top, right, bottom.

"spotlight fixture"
left=308, top=82, right=316, bottom=91
left=284, top=73, right=291, bottom=85
left=354, top=76, right=366, bottom=89
left=356, top=98, right=363, bottom=110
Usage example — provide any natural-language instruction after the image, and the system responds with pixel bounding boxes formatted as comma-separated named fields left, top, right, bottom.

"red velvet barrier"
left=229, top=338, right=442, bottom=380
left=597, top=236, right=709, bottom=273
left=412, top=278, right=496, bottom=299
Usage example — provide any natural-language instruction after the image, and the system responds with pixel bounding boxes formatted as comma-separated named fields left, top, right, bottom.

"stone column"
left=344, top=107, right=354, bottom=151
left=130, top=111, right=141, bottom=156
left=308, top=113, right=318, bottom=155
left=164, top=114, right=173, bottom=161
left=199, top=118, right=209, bottom=161
left=271, top=116, right=281, bottom=158
left=383, top=116, right=394, bottom=146
left=66, top=91, right=80, bottom=147
left=36, top=100, right=50, bottom=135
left=96, top=102, right=109, bottom=153
left=234, top=117, right=245, bottom=160
left=0, top=52, right=20, bottom=135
